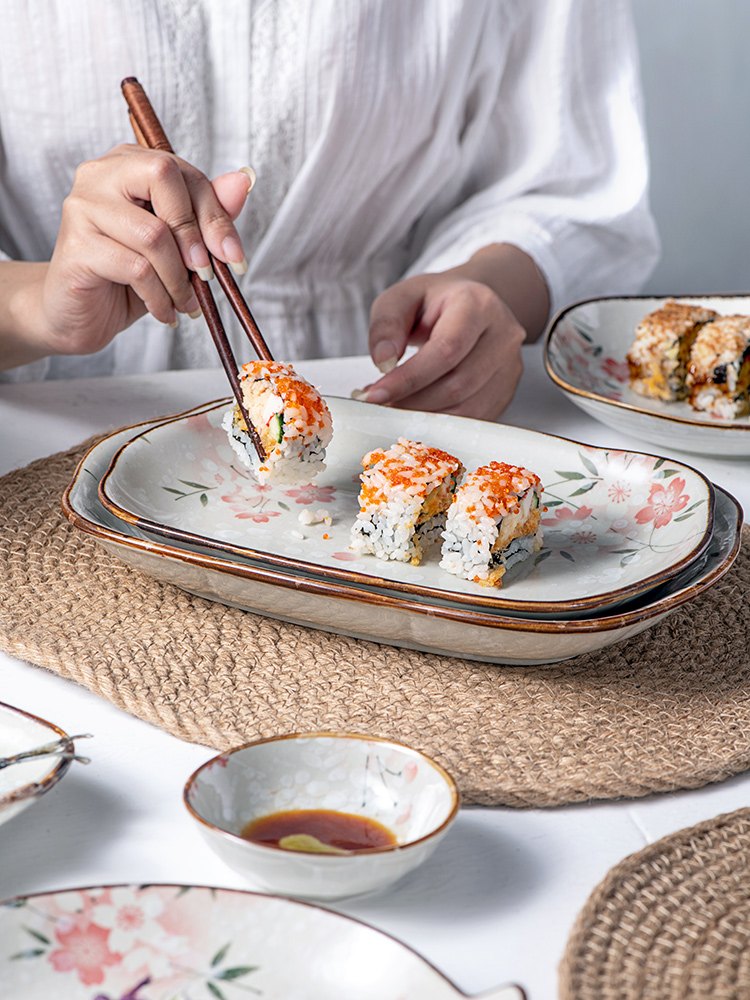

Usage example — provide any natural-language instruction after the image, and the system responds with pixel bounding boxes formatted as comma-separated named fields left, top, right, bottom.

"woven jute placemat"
left=559, top=807, right=750, bottom=1000
left=1, top=437, right=749, bottom=807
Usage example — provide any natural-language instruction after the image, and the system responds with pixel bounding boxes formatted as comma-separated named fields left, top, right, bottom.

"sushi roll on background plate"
left=626, top=299, right=716, bottom=401
left=686, top=314, right=750, bottom=419
left=440, top=462, right=544, bottom=588
left=350, top=437, right=464, bottom=565
left=222, top=360, right=333, bottom=484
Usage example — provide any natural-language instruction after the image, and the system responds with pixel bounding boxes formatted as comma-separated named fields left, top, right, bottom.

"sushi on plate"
left=626, top=300, right=717, bottom=401
left=686, top=314, right=750, bottom=419
left=222, top=360, right=333, bottom=484
left=440, top=462, right=544, bottom=588
left=350, top=437, right=464, bottom=565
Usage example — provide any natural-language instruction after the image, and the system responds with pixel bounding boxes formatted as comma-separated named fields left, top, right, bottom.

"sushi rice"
left=350, top=437, right=464, bottom=565
left=222, top=360, right=333, bottom=484
left=440, top=462, right=544, bottom=587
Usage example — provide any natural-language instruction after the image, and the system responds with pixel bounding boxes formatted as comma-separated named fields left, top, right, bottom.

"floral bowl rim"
left=0, top=701, right=73, bottom=815
left=0, top=882, right=525, bottom=1000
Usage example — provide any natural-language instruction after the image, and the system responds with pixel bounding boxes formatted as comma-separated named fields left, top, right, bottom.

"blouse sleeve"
left=404, top=0, right=661, bottom=318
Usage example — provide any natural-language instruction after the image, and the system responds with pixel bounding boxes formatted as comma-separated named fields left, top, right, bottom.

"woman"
left=0, top=0, right=659, bottom=419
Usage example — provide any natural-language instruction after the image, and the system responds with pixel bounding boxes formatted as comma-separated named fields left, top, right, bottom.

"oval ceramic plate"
left=0, top=884, right=524, bottom=999
left=62, top=414, right=741, bottom=665
left=544, top=294, right=750, bottom=456
left=97, top=398, right=714, bottom=616
left=0, top=702, right=73, bottom=828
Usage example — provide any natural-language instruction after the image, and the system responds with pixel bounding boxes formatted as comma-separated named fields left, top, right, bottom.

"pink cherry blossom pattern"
left=635, top=477, right=689, bottom=529
left=569, top=530, right=597, bottom=545
left=236, top=510, right=281, bottom=523
left=541, top=505, right=593, bottom=526
left=283, top=484, right=337, bottom=505
left=49, top=919, right=121, bottom=986
left=601, top=357, right=630, bottom=382
left=607, top=482, right=632, bottom=503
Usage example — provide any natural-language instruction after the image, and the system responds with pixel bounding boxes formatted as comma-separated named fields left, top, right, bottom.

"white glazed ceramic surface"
left=545, top=294, right=750, bottom=456
left=0, top=884, right=524, bottom=1000
left=98, top=397, right=714, bottom=615
left=0, top=702, right=72, bottom=827
left=184, top=733, right=460, bottom=901
left=62, top=414, right=742, bottom=665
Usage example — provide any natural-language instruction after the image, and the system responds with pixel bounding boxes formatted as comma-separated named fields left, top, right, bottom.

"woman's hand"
left=356, top=244, right=550, bottom=420
left=1, top=144, right=253, bottom=369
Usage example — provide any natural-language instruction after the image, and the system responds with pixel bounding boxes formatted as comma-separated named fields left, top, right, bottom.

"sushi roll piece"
left=221, top=360, right=333, bottom=484
left=350, top=438, right=464, bottom=565
left=440, top=462, right=543, bottom=588
left=626, top=300, right=717, bottom=401
left=686, top=314, right=750, bottom=418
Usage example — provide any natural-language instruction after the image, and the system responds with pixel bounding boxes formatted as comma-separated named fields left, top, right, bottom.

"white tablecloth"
left=1, top=347, right=747, bottom=1000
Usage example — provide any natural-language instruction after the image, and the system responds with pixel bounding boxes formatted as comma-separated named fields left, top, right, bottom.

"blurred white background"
left=632, top=0, right=750, bottom=295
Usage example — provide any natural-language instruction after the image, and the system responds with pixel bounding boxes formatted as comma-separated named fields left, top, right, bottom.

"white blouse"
left=0, top=0, right=659, bottom=381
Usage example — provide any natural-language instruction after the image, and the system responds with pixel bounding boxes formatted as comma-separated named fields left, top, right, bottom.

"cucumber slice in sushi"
left=222, top=361, right=332, bottom=484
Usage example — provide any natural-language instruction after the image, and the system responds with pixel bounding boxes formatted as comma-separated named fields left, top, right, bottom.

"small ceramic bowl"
left=0, top=702, right=77, bottom=828
left=184, top=732, right=460, bottom=900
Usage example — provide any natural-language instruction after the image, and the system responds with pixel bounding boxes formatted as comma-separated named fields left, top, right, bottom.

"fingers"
left=114, top=145, right=251, bottom=274
left=368, top=280, right=424, bottom=374
left=69, top=145, right=253, bottom=304
left=356, top=275, right=525, bottom=419
left=360, top=277, right=525, bottom=419
left=212, top=167, right=256, bottom=222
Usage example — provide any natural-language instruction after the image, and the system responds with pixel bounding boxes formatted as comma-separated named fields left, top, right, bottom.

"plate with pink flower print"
left=96, top=396, right=714, bottom=618
left=544, top=294, right=750, bottom=456
left=0, top=884, right=524, bottom=1000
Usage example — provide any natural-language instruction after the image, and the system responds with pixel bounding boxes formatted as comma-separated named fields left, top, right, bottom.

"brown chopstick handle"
left=122, top=77, right=174, bottom=153
left=120, top=76, right=266, bottom=462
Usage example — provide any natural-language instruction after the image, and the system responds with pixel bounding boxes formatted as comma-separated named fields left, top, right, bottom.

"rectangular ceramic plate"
left=62, top=411, right=741, bottom=665
left=544, top=294, right=750, bottom=456
left=97, top=397, right=714, bottom=616
left=0, top=884, right=523, bottom=999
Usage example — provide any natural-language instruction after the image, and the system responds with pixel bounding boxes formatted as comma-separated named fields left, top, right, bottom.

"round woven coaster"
left=1, top=438, right=749, bottom=807
left=559, top=807, right=750, bottom=1000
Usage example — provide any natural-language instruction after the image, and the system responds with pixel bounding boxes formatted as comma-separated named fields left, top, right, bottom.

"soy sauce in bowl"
left=242, top=808, right=397, bottom=853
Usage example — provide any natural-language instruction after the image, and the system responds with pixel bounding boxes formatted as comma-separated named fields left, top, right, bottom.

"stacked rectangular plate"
left=63, top=397, right=742, bottom=666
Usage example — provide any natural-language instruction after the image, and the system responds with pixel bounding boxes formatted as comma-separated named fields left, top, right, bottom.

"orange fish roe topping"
left=238, top=360, right=330, bottom=430
left=460, top=462, right=542, bottom=519
left=359, top=438, right=462, bottom=508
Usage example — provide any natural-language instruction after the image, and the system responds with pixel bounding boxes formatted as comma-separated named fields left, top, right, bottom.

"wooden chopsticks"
left=120, top=76, right=269, bottom=461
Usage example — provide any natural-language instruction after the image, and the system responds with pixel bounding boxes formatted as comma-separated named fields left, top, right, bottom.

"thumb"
left=211, top=167, right=256, bottom=221
left=368, top=277, right=425, bottom=374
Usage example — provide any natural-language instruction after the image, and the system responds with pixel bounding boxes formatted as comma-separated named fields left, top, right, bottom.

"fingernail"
left=188, top=308, right=203, bottom=320
left=189, top=243, right=214, bottom=281
left=223, top=237, right=248, bottom=275
left=351, top=387, right=390, bottom=404
left=239, top=166, right=256, bottom=193
left=376, top=355, right=398, bottom=374
left=166, top=316, right=178, bottom=329
left=373, top=340, right=398, bottom=374
left=364, top=387, right=390, bottom=404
